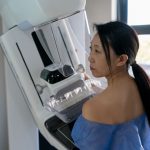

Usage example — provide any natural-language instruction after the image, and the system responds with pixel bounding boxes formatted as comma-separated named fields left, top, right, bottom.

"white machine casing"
left=0, top=0, right=96, bottom=149
left=0, top=0, right=86, bottom=29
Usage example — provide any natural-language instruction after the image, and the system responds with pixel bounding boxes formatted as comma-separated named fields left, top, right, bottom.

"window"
left=117, top=0, right=150, bottom=67
left=128, top=0, right=150, bottom=25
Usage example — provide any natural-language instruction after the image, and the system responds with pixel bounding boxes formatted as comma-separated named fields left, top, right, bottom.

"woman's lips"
left=90, top=66, right=95, bottom=71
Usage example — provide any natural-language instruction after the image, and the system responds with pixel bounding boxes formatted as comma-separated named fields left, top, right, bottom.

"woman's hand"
left=83, top=73, right=91, bottom=80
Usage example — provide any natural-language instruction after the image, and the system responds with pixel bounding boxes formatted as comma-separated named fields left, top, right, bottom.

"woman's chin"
left=91, top=72, right=100, bottom=77
left=91, top=71, right=103, bottom=78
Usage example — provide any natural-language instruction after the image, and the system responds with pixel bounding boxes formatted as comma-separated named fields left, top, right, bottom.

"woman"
left=71, top=21, right=150, bottom=150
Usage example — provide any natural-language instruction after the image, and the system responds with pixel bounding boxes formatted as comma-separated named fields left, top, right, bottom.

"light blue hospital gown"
left=71, top=113, right=150, bottom=150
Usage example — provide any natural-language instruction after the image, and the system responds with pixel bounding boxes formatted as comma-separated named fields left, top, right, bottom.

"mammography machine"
left=0, top=0, right=101, bottom=149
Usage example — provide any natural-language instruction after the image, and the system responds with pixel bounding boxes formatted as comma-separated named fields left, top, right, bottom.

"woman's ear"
left=116, top=54, right=128, bottom=66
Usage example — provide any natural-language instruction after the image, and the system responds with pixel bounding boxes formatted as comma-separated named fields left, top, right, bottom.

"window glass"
left=136, top=35, right=150, bottom=65
left=118, top=0, right=150, bottom=75
left=128, top=0, right=150, bottom=25
left=136, top=35, right=150, bottom=76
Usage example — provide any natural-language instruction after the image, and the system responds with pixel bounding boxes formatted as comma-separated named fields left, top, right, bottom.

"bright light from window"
left=135, top=35, right=150, bottom=76
left=126, top=0, right=150, bottom=76
left=136, top=35, right=150, bottom=65
left=128, top=0, right=150, bottom=25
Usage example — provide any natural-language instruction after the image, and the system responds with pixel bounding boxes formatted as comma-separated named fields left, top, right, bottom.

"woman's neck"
left=106, top=69, right=132, bottom=88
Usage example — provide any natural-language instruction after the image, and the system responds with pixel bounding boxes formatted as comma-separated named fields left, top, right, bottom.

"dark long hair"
left=95, top=21, right=150, bottom=124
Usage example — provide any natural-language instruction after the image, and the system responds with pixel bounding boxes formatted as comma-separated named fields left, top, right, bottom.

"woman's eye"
left=95, top=49, right=101, bottom=53
left=89, top=47, right=101, bottom=53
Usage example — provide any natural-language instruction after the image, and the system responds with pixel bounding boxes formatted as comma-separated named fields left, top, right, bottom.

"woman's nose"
left=88, top=54, right=94, bottom=63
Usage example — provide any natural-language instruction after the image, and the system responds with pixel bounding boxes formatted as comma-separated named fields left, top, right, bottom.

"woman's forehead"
left=91, top=34, right=101, bottom=45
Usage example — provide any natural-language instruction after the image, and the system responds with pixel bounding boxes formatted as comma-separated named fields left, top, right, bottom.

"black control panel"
left=45, top=116, right=79, bottom=150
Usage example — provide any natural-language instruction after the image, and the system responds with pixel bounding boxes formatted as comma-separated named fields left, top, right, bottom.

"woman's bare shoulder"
left=82, top=90, right=111, bottom=122
left=82, top=87, right=144, bottom=124
left=82, top=97, right=94, bottom=119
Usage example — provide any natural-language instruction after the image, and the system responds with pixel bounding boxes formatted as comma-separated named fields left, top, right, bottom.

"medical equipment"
left=0, top=0, right=99, bottom=149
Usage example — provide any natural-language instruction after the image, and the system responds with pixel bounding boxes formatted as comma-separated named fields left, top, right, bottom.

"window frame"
left=117, top=0, right=150, bottom=34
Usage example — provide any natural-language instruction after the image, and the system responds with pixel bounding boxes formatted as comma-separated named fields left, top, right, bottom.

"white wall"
left=86, top=0, right=117, bottom=35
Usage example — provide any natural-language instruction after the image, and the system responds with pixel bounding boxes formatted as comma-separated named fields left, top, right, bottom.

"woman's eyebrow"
left=93, top=44, right=100, bottom=48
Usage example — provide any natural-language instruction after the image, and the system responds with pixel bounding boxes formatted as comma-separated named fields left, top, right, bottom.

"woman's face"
left=88, top=34, right=118, bottom=78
